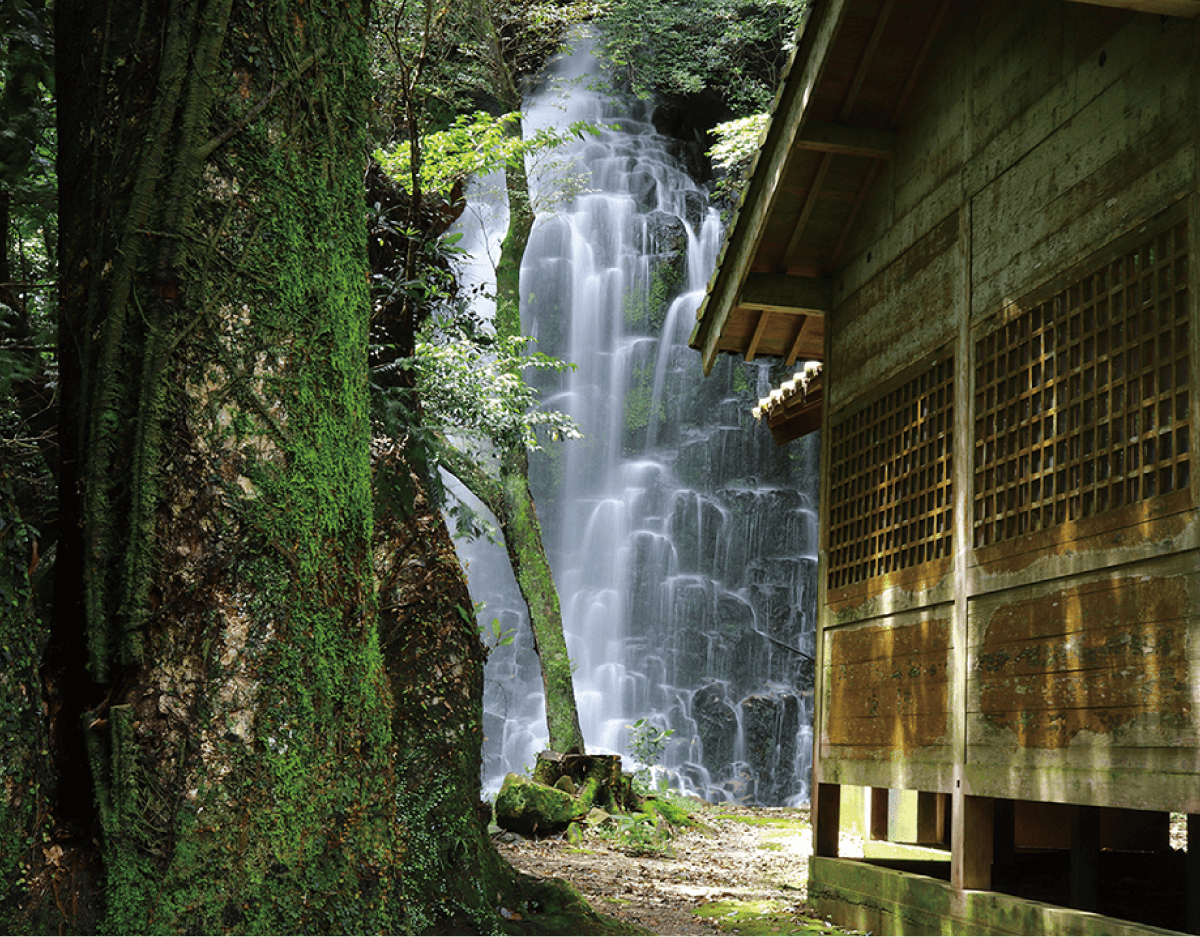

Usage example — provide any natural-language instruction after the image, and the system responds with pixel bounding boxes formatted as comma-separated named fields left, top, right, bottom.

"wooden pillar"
left=952, top=793, right=993, bottom=890
left=917, top=790, right=948, bottom=845
left=869, top=787, right=889, bottom=841
left=1070, top=805, right=1100, bottom=912
left=1188, top=814, right=1200, bottom=934
left=814, top=782, right=841, bottom=858
left=992, top=798, right=1015, bottom=879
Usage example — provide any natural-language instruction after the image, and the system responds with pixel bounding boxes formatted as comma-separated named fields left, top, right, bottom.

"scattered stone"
left=494, top=772, right=585, bottom=836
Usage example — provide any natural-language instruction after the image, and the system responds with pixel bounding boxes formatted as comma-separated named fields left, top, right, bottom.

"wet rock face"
left=646, top=210, right=686, bottom=255
left=742, top=692, right=801, bottom=806
left=692, top=683, right=738, bottom=769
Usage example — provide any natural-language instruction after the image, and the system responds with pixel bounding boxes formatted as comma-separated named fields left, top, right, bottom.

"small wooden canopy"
left=689, top=0, right=1200, bottom=378
left=754, top=366, right=824, bottom=446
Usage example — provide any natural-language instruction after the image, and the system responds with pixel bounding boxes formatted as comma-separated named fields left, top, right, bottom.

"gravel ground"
left=495, top=803, right=858, bottom=935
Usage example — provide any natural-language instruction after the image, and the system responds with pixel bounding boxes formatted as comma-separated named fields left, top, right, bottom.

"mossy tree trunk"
left=442, top=0, right=587, bottom=758
left=437, top=439, right=585, bottom=755
left=17, top=1, right=491, bottom=931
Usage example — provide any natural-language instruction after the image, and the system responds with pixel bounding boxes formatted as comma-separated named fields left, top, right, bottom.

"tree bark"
left=11, top=1, right=492, bottom=931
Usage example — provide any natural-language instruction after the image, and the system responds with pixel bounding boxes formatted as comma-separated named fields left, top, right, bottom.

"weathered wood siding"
left=816, top=0, right=1199, bottom=812
left=826, top=616, right=951, bottom=753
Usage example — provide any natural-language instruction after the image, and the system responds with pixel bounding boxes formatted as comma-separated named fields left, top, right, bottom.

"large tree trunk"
left=19, top=1, right=478, bottom=930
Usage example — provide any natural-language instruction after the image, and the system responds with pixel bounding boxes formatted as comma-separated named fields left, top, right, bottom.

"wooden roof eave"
left=690, top=0, right=850, bottom=375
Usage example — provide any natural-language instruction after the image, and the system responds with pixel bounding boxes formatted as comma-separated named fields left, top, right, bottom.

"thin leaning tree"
left=373, top=0, right=591, bottom=758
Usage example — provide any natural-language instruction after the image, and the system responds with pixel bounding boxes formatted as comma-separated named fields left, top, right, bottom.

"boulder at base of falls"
left=494, top=773, right=586, bottom=836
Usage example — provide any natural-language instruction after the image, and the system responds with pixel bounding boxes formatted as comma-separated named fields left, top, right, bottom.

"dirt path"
left=495, top=803, right=858, bottom=935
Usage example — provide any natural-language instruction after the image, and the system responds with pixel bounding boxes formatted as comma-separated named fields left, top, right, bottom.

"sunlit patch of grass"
left=712, top=814, right=807, bottom=829
left=694, top=898, right=854, bottom=935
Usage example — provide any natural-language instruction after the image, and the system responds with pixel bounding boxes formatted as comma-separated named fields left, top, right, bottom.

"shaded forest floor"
left=495, top=803, right=861, bottom=936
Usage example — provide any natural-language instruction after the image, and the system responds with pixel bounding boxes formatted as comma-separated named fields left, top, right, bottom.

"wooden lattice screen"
left=973, top=218, right=1191, bottom=548
left=828, top=357, right=954, bottom=591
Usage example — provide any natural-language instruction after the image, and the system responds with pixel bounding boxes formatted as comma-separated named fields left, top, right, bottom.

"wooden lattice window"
left=828, top=357, right=954, bottom=591
left=973, top=218, right=1190, bottom=548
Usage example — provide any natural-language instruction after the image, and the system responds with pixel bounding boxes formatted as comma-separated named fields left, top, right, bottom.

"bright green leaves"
left=708, top=112, right=770, bottom=205
left=409, top=331, right=581, bottom=455
left=374, top=110, right=597, bottom=202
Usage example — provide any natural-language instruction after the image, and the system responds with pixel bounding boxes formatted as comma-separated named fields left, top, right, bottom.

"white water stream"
left=452, top=31, right=819, bottom=805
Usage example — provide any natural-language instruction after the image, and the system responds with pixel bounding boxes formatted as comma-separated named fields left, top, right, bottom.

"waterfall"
left=457, top=31, right=820, bottom=806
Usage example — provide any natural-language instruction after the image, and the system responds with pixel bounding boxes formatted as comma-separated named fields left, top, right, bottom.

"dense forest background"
left=0, top=0, right=804, bottom=931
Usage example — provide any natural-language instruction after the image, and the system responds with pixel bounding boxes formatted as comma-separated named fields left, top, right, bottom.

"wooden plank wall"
left=816, top=0, right=1199, bottom=815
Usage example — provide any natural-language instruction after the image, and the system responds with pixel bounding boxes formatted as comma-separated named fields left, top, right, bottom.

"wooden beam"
left=839, top=0, right=895, bottom=121
left=917, top=790, right=947, bottom=846
left=891, top=0, right=954, bottom=123
left=814, top=783, right=842, bottom=858
left=745, top=310, right=772, bottom=361
left=1062, top=0, right=1200, bottom=15
left=740, top=273, right=832, bottom=314
left=869, top=788, right=889, bottom=841
left=952, top=794, right=993, bottom=890
left=1071, top=805, right=1101, bottom=912
left=795, top=123, right=897, bottom=160
left=828, top=159, right=882, bottom=271
left=782, top=152, right=833, bottom=270
left=785, top=316, right=812, bottom=366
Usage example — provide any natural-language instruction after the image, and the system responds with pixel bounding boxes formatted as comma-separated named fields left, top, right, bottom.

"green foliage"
left=409, top=327, right=582, bottom=455
left=370, top=0, right=597, bottom=149
left=592, top=810, right=675, bottom=857
left=0, top=0, right=57, bottom=403
left=597, top=0, right=807, bottom=116
left=484, top=616, right=517, bottom=653
left=708, top=113, right=770, bottom=206
left=0, top=482, right=43, bottom=927
left=376, top=109, right=598, bottom=206
left=627, top=717, right=674, bottom=791
left=0, top=0, right=54, bottom=190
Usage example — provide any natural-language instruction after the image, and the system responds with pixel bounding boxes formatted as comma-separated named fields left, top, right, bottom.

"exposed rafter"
left=739, top=273, right=832, bottom=314
left=781, top=0, right=896, bottom=272
left=1062, top=0, right=1200, bottom=14
left=795, top=123, right=897, bottom=160
left=746, top=311, right=773, bottom=361
left=786, top=317, right=815, bottom=366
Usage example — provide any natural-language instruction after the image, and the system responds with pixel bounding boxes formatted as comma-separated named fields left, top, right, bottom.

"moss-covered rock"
left=495, top=773, right=585, bottom=835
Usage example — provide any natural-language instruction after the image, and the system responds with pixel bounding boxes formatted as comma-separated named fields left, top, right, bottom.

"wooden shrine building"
left=692, top=0, right=1200, bottom=933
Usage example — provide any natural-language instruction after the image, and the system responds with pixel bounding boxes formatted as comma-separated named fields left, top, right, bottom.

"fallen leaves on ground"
left=495, top=802, right=860, bottom=936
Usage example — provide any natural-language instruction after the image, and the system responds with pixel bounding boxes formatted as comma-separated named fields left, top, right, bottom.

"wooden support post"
left=869, top=788, right=889, bottom=841
left=1188, top=814, right=1200, bottom=933
left=992, top=799, right=1015, bottom=879
left=1071, top=805, right=1100, bottom=912
left=917, top=791, right=946, bottom=845
left=814, top=782, right=841, bottom=858
left=952, top=794, right=993, bottom=890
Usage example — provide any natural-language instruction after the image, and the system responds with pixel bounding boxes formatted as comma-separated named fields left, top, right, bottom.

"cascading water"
left=457, top=31, right=820, bottom=806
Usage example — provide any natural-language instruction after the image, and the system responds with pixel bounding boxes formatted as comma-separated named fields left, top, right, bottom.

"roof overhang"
left=690, top=0, right=1200, bottom=379
left=689, top=0, right=957, bottom=375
